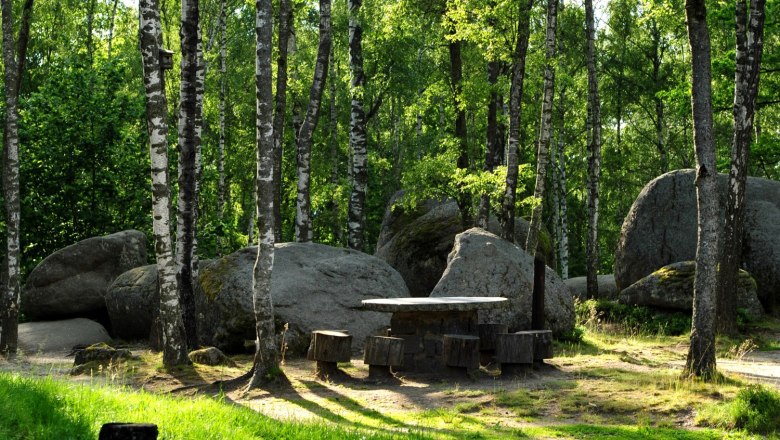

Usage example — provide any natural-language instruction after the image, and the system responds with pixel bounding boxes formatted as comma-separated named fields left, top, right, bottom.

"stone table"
left=362, top=297, right=508, bottom=372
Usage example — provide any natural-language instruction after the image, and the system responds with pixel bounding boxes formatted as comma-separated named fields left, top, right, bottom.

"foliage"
left=697, top=385, right=780, bottom=435
left=575, top=299, right=691, bottom=336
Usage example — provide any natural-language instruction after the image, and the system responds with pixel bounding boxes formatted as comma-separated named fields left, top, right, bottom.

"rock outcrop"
left=21, top=230, right=147, bottom=320
left=565, top=275, right=619, bottom=301
left=614, top=170, right=780, bottom=310
left=430, top=228, right=574, bottom=337
left=619, top=261, right=764, bottom=319
left=18, top=318, right=111, bottom=353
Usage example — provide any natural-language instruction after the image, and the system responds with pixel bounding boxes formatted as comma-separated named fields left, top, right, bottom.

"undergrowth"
left=575, top=299, right=691, bottom=336
left=697, top=385, right=780, bottom=435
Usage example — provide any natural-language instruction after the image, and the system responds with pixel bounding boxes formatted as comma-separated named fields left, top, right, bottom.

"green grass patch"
left=697, top=385, right=780, bottom=435
left=576, top=299, right=691, bottom=336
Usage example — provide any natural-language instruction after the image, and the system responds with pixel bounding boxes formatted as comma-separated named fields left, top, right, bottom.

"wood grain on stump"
left=443, top=334, right=480, bottom=371
left=308, top=330, right=352, bottom=380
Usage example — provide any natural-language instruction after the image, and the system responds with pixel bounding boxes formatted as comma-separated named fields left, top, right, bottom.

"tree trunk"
left=448, top=37, right=472, bottom=228
left=140, top=0, right=190, bottom=366
left=585, top=0, right=601, bottom=298
left=1, top=0, right=32, bottom=356
left=499, top=0, right=534, bottom=242
left=107, top=0, right=119, bottom=58
left=328, top=48, right=341, bottom=245
left=525, top=0, right=558, bottom=256
left=272, top=0, right=291, bottom=242
left=477, top=60, right=501, bottom=229
left=683, top=0, right=718, bottom=381
left=295, top=0, right=331, bottom=242
left=176, top=0, right=201, bottom=350
left=718, top=0, right=765, bottom=332
left=650, top=21, right=668, bottom=174
left=217, top=0, right=227, bottom=254
left=557, top=114, right=569, bottom=280
left=247, top=0, right=280, bottom=389
left=347, top=0, right=367, bottom=251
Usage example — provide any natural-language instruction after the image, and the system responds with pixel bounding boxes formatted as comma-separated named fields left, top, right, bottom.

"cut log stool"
left=98, top=423, right=158, bottom=440
left=363, top=336, right=404, bottom=380
left=515, top=329, right=553, bottom=361
left=495, top=332, right=534, bottom=375
left=308, top=330, right=352, bottom=379
left=443, top=334, right=480, bottom=374
left=478, top=323, right=508, bottom=365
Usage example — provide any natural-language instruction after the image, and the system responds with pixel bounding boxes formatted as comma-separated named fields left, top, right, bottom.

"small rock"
left=72, top=342, right=132, bottom=369
left=188, top=347, right=236, bottom=366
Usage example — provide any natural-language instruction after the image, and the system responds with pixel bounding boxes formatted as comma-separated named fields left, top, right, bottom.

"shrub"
left=698, top=385, right=780, bottom=434
left=575, top=299, right=690, bottom=336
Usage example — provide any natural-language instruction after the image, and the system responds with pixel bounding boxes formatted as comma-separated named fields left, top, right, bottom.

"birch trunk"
left=272, top=0, right=291, bottom=242
left=684, top=0, right=718, bottom=380
left=295, top=0, right=331, bottom=242
left=477, top=60, right=501, bottom=229
left=140, top=0, right=189, bottom=366
left=449, top=37, right=472, bottom=228
left=217, top=0, right=227, bottom=254
left=557, top=92, right=569, bottom=280
left=585, top=0, right=601, bottom=299
left=248, top=0, right=280, bottom=389
left=499, top=0, right=533, bottom=242
left=1, top=0, right=32, bottom=356
left=348, top=0, right=367, bottom=251
left=718, top=0, right=765, bottom=332
left=525, top=0, right=558, bottom=256
left=329, top=49, right=341, bottom=245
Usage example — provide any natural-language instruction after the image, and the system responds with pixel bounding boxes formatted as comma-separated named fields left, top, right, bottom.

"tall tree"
left=717, top=0, right=766, bottom=333
left=140, top=0, right=190, bottom=366
left=348, top=0, right=367, bottom=250
left=448, top=36, right=472, bottom=227
left=176, top=0, right=202, bottom=350
left=217, top=0, right=227, bottom=254
left=247, top=0, right=280, bottom=389
left=499, top=0, right=534, bottom=241
left=272, top=0, right=291, bottom=242
left=295, top=0, right=331, bottom=242
left=585, top=0, right=602, bottom=298
left=0, top=0, right=33, bottom=356
left=525, top=0, right=558, bottom=256
left=477, top=59, right=502, bottom=228
left=683, top=0, right=719, bottom=380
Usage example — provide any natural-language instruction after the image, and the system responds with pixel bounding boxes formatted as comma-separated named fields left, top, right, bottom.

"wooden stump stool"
left=443, top=334, right=480, bottom=374
left=308, top=330, right=352, bottom=379
left=98, top=423, right=158, bottom=440
left=363, top=336, right=404, bottom=380
left=515, top=329, right=553, bottom=361
left=495, top=332, right=534, bottom=375
left=478, top=323, right=508, bottom=365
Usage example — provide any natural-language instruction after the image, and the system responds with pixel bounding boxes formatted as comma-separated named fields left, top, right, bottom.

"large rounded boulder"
left=105, top=265, right=159, bottom=340
left=376, top=193, right=554, bottom=297
left=21, top=230, right=147, bottom=320
left=614, top=170, right=780, bottom=310
left=619, top=261, right=763, bottom=319
left=430, top=228, right=574, bottom=337
left=18, top=318, right=111, bottom=354
left=564, top=275, right=619, bottom=301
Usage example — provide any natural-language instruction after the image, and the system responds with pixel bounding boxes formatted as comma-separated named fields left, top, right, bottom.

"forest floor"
left=2, top=321, right=779, bottom=439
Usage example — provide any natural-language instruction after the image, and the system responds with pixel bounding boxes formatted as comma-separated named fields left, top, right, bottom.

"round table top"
left=361, top=296, right=508, bottom=313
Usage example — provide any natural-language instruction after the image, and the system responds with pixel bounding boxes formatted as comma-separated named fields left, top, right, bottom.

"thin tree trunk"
left=247, top=0, right=280, bottom=389
left=499, top=0, right=534, bottom=242
left=585, top=0, right=601, bottom=299
left=295, top=0, right=331, bottom=242
left=272, top=0, right=291, bottom=242
left=86, top=0, right=96, bottom=64
left=217, top=0, right=227, bottom=254
left=348, top=0, right=367, bottom=251
left=108, top=0, right=119, bottom=58
left=449, top=37, right=472, bottom=228
left=650, top=21, right=668, bottom=173
left=525, top=0, right=558, bottom=256
left=477, top=60, right=501, bottom=228
left=684, top=0, right=718, bottom=381
left=557, top=119, right=569, bottom=280
left=140, top=0, right=189, bottom=366
left=329, top=49, right=341, bottom=245
left=1, top=0, right=32, bottom=357
left=718, top=0, right=765, bottom=331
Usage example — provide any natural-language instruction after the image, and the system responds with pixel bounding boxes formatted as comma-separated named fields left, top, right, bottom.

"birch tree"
left=140, top=0, right=189, bottom=366
left=585, top=0, right=602, bottom=298
left=477, top=59, right=502, bottom=228
left=717, top=0, right=765, bottom=334
left=1, top=0, right=33, bottom=356
left=348, top=0, right=367, bottom=251
left=499, top=0, right=534, bottom=242
left=295, top=0, right=331, bottom=242
left=247, top=0, right=280, bottom=389
left=525, top=0, right=558, bottom=256
left=217, top=0, right=227, bottom=254
left=176, top=0, right=202, bottom=351
left=272, top=0, right=291, bottom=242
left=683, top=0, right=719, bottom=380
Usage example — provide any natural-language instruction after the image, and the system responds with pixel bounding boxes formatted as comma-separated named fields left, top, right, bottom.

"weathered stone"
left=614, top=170, right=780, bottom=310
left=105, top=265, right=159, bottom=340
left=565, top=274, right=619, bottom=301
left=375, top=194, right=554, bottom=297
left=73, top=343, right=132, bottom=366
left=18, top=318, right=111, bottom=354
left=619, top=261, right=764, bottom=319
left=188, top=346, right=236, bottom=366
left=21, top=230, right=147, bottom=320
left=430, top=228, right=575, bottom=337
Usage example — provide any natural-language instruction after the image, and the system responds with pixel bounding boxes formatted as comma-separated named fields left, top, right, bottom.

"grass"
left=697, top=385, right=780, bottom=436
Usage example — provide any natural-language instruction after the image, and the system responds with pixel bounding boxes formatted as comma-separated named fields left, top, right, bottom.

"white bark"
left=585, top=0, right=601, bottom=298
left=348, top=0, right=367, bottom=250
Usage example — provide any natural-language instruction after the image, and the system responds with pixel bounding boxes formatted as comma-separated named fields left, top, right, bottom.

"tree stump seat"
left=442, top=334, right=480, bottom=374
left=478, top=323, right=509, bottom=365
left=515, top=329, right=553, bottom=361
left=363, top=336, right=404, bottom=380
left=307, top=330, right=352, bottom=379
left=495, top=332, right=534, bottom=375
